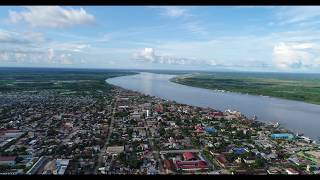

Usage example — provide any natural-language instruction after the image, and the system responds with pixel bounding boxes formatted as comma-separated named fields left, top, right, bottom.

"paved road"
left=158, top=149, right=201, bottom=154
left=95, top=102, right=116, bottom=174
left=26, top=156, right=48, bottom=175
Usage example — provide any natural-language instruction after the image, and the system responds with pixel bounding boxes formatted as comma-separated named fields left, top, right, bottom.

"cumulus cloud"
left=0, top=49, right=78, bottom=65
left=133, top=48, right=270, bottom=69
left=0, top=28, right=90, bottom=66
left=272, top=42, right=318, bottom=69
left=9, top=6, right=95, bottom=28
left=0, top=29, right=47, bottom=45
left=133, top=48, right=198, bottom=65
left=0, top=29, right=31, bottom=44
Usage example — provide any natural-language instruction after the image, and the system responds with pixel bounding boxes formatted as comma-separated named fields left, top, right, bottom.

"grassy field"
left=0, top=68, right=136, bottom=96
left=171, top=72, right=320, bottom=105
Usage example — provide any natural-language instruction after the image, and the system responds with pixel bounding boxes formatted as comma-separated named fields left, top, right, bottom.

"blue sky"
left=1, top=6, right=320, bottom=72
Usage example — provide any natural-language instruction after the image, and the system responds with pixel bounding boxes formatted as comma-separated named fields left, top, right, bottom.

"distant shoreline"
left=170, top=73, right=320, bottom=106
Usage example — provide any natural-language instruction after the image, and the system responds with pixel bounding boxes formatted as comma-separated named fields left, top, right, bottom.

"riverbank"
left=104, top=82, right=320, bottom=174
left=170, top=72, right=320, bottom=105
left=106, top=72, right=320, bottom=142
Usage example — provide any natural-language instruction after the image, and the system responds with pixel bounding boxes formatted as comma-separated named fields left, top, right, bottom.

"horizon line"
left=1, top=66, right=320, bottom=74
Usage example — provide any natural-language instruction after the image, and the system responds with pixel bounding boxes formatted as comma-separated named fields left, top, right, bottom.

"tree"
left=253, top=158, right=266, bottom=169
left=159, top=127, right=165, bottom=137
left=191, top=137, right=201, bottom=148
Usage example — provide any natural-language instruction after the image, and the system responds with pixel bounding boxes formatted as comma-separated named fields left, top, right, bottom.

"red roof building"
left=183, top=152, right=196, bottom=161
left=211, top=111, right=224, bottom=118
left=155, top=105, right=164, bottom=113
left=194, top=125, right=205, bottom=133
left=175, top=160, right=209, bottom=171
left=164, top=159, right=174, bottom=171
left=216, top=154, right=228, bottom=168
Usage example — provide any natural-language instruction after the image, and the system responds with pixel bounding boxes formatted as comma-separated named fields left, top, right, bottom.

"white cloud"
left=0, top=52, right=9, bottom=61
left=48, top=41, right=90, bottom=52
left=276, top=6, right=320, bottom=25
left=0, top=29, right=48, bottom=45
left=182, top=21, right=208, bottom=36
left=149, top=6, right=190, bottom=18
left=0, top=28, right=91, bottom=66
left=133, top=48, right=197, bottom=65
left=9, top=6, right=95, bottom=28
left=272, top=42, right=318, bottom=69
left=0, top=29, right=30, bottom=44
left=48, top=48, right=54, bottom=60
left=133, top=48, right=270, bottom=69
left=162, top=7, right=188, bottom=17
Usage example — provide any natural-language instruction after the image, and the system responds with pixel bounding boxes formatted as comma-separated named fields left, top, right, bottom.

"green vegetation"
left=172, top=72, right=320, bottom=105
left=118, top=152, right=143, bottom=169
left=0, top=68, right=136, bottom=96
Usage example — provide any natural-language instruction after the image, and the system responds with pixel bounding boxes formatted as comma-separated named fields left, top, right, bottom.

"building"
left=0, top=156, right=16, bottom=166
left=216, top=154, right=228, bottom=168
left=163, top=159, right=175, bottom=172
left=232, top=148, right=248, bottom=155
left=205, top=127, right=217, bottom=134
left=56, top=159, right=70, bottom=175
left=286, top=168, right=299, bottom=175
left=146, top=110, right=150, bottom=118
left=183, top=152, right=197, bottom=161
left=106, top=146, right=124, bottom=155
left=131, top=111, right=141, bottom=119
left=271, top=133, right=294, bottom=140
left=195, top=125, right=205, bottom=133
left=211, top=111, right=223, bottom=119
left=175, top=160, right=209, bottom=171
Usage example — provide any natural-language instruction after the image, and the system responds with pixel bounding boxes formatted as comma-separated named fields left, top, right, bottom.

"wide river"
left=106, top=72, right=320, bottom=141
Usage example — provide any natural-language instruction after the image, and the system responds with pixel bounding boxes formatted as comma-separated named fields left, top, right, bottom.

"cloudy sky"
left=1, top=6, right=320, bottom=72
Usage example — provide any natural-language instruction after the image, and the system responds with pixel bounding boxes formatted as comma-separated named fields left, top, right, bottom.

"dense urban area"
left=0, top=69, right=320, bottom=175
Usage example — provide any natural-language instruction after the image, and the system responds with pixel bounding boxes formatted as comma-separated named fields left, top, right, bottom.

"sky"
left=0, top=6, right=320, bottom=72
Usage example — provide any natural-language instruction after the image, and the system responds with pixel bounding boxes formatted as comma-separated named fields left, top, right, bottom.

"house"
left=195, top=125, right=205, bottom=133
left=232, top=148, right=248, bottom=155
left=155, top=105, right=164, bottom=114
left=183, top=152, right=197, bottom=161
left=0, top=156, right=16, bottom=166
left=163, top=159, right=175, bottom=172
left=243, top=157, right=256, bottom=165
left=267, top=167, right=282, bottom=174
left=205, top=127, right=217, bottom=134
left=216, top=154, right=228, bottom=168
left=211, top=111, right=223, bottom=119
left=131, top=111, right=141, bottom=119
left=286, top=168, right=299, bottom=175
left=106, top=146, right=124, bottom=155
left=288, top=157, right=301, bottom=166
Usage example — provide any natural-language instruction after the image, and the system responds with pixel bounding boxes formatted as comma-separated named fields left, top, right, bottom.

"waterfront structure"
left=271, top=133, right=294, bottom=140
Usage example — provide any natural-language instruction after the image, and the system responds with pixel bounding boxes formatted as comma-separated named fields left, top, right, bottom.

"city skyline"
left=1, top=6, right=320, bottom=72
